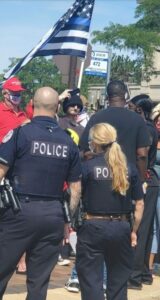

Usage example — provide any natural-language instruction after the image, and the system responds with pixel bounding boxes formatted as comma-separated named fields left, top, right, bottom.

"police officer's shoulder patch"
left=2, top=130, right=14, bottom=143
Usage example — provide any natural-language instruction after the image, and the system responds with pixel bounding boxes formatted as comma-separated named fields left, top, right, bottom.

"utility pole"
left=106, top=49, right=112, bottom=86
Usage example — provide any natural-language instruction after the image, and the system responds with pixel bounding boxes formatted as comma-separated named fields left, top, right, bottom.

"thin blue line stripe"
left=48, top=36, right=87, bottom=45
left=68, top=17, right=90, bottom=26
left=62, top=24, right=89, bottom=32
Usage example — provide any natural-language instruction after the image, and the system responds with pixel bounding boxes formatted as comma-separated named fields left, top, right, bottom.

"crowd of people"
left=0, top=77, right=159, bottom=300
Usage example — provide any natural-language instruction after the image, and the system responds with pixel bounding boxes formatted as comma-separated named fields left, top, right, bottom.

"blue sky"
left=0, top=0, right=137, bottom=73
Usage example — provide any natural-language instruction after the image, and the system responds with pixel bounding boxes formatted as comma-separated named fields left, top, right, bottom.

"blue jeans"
left=151, top=190, right=160, bottom=254
left=70, top=264, right=78, bottom=280
left=71, top=262, right=107, bottom=285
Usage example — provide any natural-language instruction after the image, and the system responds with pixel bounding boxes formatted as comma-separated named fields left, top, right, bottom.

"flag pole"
left=77, top=59, right=85, bottom=89
left=106, top=49, right=112, bottom=85
left=68, top=56, right=77, bottom=89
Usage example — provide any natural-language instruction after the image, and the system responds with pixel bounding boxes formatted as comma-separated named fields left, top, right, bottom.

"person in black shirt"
left=58, top=94, right=83, bottom=269
left=76, top=123, right=144, bottom=300
left=128, top=95, right=157, bottom=170
left=80, top=80, right=150, bottom=181
left=128, top=94, right=159, bottom=289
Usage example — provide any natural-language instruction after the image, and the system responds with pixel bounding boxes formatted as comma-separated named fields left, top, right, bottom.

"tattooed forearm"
left=133, top=199, right=144, bottom=233
left=69, top=181, right=81, bottom=216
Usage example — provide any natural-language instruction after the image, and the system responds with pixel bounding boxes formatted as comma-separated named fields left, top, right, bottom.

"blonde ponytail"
left=89, top=123, right=129, bottom=195
left=105, top=142, right=129, bottom=195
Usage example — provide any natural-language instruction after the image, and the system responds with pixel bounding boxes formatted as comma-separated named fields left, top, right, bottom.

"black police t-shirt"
left=80, top=107, right=150, bottom=164
left=81, top=154, right=143, bottom=214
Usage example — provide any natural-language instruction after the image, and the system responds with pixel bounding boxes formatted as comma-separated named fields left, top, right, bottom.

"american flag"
left=4, top=0, right=95, bottom=79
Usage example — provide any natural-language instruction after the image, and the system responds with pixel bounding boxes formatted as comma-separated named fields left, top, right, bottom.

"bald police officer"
left=0, top=87, right=81, bottom=300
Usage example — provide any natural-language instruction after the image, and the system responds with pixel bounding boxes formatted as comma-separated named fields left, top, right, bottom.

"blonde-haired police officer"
left=76, top=123, right=144, bottom=300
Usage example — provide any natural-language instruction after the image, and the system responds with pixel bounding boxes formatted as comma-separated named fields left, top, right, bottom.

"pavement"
left=3, top=261, right=160, bottom=300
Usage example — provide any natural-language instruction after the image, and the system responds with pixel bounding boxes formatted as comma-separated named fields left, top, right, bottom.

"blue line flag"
left=4, top=0, right=95, bottom=79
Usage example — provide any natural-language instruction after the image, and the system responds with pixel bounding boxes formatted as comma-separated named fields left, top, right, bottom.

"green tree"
left=1, top=54, right=141, bottom=103
left=92, top=0, right=160, bottom=79
left=3, top=57, right=107, bottom=99
left=0, top=74, right=3, bottom=84
left=3, top=57, right=67, bottom=107
left=81, top=54, right=141, bottom=97
left=110, top=54, right=142, bottom=83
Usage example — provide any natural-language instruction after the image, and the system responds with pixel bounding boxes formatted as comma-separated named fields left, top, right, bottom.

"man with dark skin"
left=127, top=95, right=158, bottom=289
left=80, top=80, right=150, bottom=181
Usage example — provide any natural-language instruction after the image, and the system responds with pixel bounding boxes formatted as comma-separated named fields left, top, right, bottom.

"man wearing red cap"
left=0, top=76, right=28, bottom=274
left=0, top=77, right=28, bottom=143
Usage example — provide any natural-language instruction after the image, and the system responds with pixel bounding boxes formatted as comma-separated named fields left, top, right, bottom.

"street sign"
left=84, top=50, right=108, bottom=77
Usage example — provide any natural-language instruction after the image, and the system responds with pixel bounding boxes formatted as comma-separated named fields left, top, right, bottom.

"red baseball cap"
left=2, top=77, right=26, bottom=92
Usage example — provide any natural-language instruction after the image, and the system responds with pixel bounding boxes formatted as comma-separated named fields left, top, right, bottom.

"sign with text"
left=84, top=51, right=108, bottom=77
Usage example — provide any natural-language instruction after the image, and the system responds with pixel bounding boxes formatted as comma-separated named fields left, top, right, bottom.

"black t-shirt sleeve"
left=129, top=164, right=144, bottom=200
left=81, top=161, right=89, bottom=199
left=81, top=161, right=88, bottom=186
left=79, top=115, right=95, bottom=151
left=136, top=117, right=151, bottom=148
left=0, top=127, right=27, bottom=168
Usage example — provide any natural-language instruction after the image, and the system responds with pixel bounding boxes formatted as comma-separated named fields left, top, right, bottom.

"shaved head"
left=33, top=87, right=59, bottom=116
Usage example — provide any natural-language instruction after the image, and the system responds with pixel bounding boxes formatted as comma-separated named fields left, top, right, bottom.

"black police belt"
left=84, top=213, right=130, bottom=222
left=18, top=194, right=61, bottom=202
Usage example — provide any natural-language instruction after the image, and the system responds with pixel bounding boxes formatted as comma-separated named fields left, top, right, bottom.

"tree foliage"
left=92, top=0, right=160, bottom=78
left=2, top=57, right=67, bottom=107
left=1, top=54, right=141, bottom=104
left=110, top=54, right=141, bottom=83
left=80, top=54, right=142, bottom=97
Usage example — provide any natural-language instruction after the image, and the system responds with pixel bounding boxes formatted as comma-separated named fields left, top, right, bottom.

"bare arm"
left=59, top=89, right=71, bottom=102
left=0, top=164, right=9, bottom=182
left=133, top=199, right=144, bottom=233
left=69, top=180, right=81, bottom=216
left=131, top=199, right=144, bottom=247
left=136, top=147, right=149, bottom=181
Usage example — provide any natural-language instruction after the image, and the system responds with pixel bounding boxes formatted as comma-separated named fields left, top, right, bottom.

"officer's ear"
left=2, top=89, right=9, bottom=96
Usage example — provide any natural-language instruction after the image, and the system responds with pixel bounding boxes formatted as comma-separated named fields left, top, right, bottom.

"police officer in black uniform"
left=0, top=87, right=81, bottom=300
left=128, top=95, right=159, bottom=289
left=76, top=123, right=144, bottom=300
